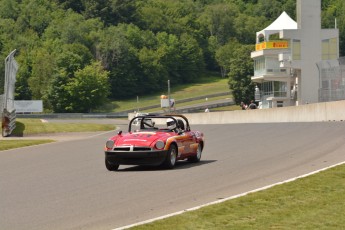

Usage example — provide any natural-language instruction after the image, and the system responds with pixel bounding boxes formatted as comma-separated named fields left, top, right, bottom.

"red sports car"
left=104, top=114, right=205, bottom=171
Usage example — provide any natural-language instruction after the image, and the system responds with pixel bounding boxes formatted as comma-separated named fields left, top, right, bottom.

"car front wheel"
left=105, top=159, right=119, bottom=171
left=162, top=145, right=177, bottom=169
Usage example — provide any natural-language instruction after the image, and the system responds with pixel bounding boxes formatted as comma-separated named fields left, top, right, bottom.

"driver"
left=166, top=118, right=177, bottom=132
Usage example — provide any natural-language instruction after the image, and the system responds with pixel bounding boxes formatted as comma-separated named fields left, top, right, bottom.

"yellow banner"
left=256, top=41, right=289, bottom=51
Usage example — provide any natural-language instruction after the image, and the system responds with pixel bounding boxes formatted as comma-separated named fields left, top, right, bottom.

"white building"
left=251, top=0, right=339, bottom=108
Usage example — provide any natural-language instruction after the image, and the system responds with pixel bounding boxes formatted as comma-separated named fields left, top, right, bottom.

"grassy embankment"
left=0, top=119, right=115, bottom=151
left=131, top=164, right=345, bottom=229
left=98, top=76, right=240, bottom=113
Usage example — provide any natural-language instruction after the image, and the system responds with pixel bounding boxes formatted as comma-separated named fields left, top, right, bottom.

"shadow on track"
left=112, top=160, right=217, bottom=172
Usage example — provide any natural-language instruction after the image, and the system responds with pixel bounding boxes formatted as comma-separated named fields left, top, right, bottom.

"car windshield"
left=130, top=116, right=187, bottom=132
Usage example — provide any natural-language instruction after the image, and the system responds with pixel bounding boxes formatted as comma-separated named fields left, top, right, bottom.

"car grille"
left=113, top=146, right=152, bottom=151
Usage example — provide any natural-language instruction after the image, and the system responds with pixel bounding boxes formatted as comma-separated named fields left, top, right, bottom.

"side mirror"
left=117, top=130, right=122, bottom=135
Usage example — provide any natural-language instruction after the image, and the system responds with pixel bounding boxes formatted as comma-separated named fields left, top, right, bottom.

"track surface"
left=1, top=122, right=345, bottom=230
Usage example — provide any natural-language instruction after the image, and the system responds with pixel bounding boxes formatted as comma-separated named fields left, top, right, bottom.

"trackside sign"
left=14, top=100, right=43, bottom=113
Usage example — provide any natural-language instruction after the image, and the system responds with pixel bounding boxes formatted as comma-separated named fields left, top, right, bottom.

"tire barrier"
left=2, top=108, right=16, bottom=137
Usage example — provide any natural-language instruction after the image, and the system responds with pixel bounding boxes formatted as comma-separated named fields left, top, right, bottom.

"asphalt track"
left=1, top=121, right=345, bottom=230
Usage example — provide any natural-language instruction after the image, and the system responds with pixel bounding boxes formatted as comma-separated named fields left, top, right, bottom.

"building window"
left=273, top=81, right=287, bottom=97
left=277, top=101, right=284, bottom=107
left=292, top=39, right=301, bottom=60
left=322, top=38, right=338, bottom=60
left=254, top=57, right=265, bottom=75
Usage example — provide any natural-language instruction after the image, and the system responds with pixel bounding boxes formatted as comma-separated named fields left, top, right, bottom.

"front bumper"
left=105, top=150, right=168, bottom=166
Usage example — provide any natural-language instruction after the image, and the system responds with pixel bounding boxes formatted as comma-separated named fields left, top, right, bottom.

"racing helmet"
left=166, top=118, right=176, bottom=130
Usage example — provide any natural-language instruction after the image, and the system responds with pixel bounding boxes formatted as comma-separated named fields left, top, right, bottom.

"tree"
left=47, top=72, right=67, bottom=112
left=197, top=2, right=239, bottom=45
left=16, top=0, right=56, bottom=36
left=0, top=0, right=20, bottom=20
left=54, top=0, right=84, bottom=13
left=66, top=62, right=109, bottom=112
left=96, top=24, right=143, bottom=98
left=137, top=0, right=201, bottom=36
left=50, top=62, right=110, bottom=112
left=215, top=39, right=238, bottom=78
left=43, top=9, right=103, bottom=48
left=56, top=43, right=93, bottom=77
left=12, top=30, right=41, bottom=100
left=233, top=13, right=266, bottom=44
left=177, top=33, right=205, bottom=82
left=228, top=44, right=255, bottom=105
left=28, top=48, right=56, bottom=101
left=322, top=0, right=345, bottom=56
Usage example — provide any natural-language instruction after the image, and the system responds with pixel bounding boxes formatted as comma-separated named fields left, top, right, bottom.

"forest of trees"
left=0, top=0, right=344, bottom=112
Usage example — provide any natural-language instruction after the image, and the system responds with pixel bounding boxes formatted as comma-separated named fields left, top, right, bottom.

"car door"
left=178, top=130, right=195, bottom=157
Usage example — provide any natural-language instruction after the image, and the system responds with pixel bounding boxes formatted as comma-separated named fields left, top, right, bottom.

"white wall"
left=185, top=100, right=345, bottom=124
left=129, top=100, right=345, bottom=125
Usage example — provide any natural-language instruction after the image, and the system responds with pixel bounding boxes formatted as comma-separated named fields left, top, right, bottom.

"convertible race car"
left=104, top=114, right=205, bottom=171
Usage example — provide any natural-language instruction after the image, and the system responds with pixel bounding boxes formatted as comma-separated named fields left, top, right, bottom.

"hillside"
left=1, top=0, right=344, bottom=113
left=97, top=76, right=232, bottom=113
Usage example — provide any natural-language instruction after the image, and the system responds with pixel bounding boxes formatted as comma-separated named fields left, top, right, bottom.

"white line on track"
left=113, top=160, right=345, bottom=230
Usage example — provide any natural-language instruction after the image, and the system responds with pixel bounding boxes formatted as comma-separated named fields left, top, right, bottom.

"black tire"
left=188, top=144, right=202, bottom=163
left=162, top=145, right=178, bottom=169
left=105, top=159, right=119, bottom=171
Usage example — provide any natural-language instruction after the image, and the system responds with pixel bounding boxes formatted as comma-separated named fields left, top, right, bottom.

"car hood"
left=113, top=132, right=171, bottom=147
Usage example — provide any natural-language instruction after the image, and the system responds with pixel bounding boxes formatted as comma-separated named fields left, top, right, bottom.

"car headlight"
left=155, top=140, right=165, bottom=149
left=106, top=140, right=115, bottom=149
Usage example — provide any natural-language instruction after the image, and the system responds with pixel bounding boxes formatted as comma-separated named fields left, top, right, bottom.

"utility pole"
left=168, top=80, right=171, bottom=113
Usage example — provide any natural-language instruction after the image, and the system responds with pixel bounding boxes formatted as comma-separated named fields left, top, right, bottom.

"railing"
left=254, top=68, right=288, bottom=76
left=261, top=91, right=288, bottom=98
left=256, top=40, right=289, bottom=51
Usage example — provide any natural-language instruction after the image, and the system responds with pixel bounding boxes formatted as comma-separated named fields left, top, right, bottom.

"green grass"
left=0, top=140, right=55, bottom=151
left=131, top=164, right=345, bottom=229
left=97, top=76, right=229, bottom=112
left=0, top=118, right=116, bottom=151
left=12, top=118, right=115, bottom=136
left=141, top=95, right=233, bottom=113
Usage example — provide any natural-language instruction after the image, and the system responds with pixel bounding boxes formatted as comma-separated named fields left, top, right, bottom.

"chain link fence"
left=318, top=57, right=345, bottom=102
left=1, top=50, right=18, bottom=137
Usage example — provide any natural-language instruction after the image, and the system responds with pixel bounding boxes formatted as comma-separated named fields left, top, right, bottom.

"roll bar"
left=128, top=114, right=190, bottom=132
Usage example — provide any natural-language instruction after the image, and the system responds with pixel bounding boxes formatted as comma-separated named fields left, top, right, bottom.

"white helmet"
left=166, top=118, right=176, bottom=130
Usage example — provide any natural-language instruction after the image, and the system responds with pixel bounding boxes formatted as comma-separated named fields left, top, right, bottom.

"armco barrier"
left=128, top=100, right=345, bottom=124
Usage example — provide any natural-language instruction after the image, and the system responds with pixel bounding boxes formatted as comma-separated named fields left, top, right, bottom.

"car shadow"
left=115, top=160, right=217, bottom=172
